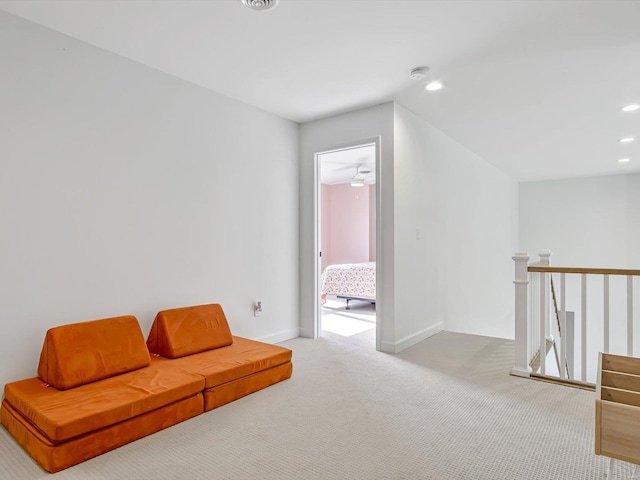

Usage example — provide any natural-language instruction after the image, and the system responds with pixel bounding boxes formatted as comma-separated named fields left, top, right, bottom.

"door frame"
left=314, top=136, right=382, bottom=350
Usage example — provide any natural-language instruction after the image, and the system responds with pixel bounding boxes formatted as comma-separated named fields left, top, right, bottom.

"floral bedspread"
left=321, top=262, right=376, bottom=300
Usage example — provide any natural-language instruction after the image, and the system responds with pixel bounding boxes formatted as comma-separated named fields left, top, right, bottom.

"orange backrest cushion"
left=37, top=315, right=151, bottom=390
left=146, top=304, right=233, bottom=359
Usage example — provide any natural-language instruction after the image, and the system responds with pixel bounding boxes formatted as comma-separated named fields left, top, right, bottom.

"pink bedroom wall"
left=369, top=184, right=376, bottom=261
left=321, top=184, right=332, bottom=271
left=327, top=183, right=370, bottom=266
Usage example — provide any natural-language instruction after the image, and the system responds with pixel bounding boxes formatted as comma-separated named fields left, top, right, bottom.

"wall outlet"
left=254, top=301, right=262, bottom=317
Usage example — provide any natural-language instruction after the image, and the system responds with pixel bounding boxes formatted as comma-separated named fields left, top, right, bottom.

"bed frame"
left=336, top=296, right=376, bottom=310
left=321, top=262, right=376, bottom=310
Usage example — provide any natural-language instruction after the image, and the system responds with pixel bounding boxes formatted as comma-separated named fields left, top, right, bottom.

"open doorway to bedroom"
left=316, top=142, right=377, bottom=346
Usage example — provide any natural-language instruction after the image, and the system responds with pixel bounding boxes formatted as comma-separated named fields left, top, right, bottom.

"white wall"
left=0, top=12, right=299, bottom=388
left=520, top=174, right=640, bottom=268
left=301, top=102, right=518, bottom=350
left=520, top=174, right=640, bottom=381
left=394, top=104, right=519, bottom=340
left=299, top=103, right=395, bottom=347
left=392, top=106, right=444, bottom=345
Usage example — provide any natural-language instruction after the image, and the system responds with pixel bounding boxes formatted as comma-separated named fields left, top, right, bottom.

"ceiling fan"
left=324, top=159, right=373, bottom=176
left=350, top=164, right=366, bottom=187
left=320, top=159, right=375, bottom=186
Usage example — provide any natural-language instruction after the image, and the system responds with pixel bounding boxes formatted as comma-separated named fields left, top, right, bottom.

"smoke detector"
left=242, top=0, right=278, bottom=11
left=409, top=66, right=429, bottom=80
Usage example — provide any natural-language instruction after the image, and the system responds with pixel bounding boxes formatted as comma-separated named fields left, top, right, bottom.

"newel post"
left=511, top=252, right=531, bottom=378
left=538, top=249, right=551, bottom=266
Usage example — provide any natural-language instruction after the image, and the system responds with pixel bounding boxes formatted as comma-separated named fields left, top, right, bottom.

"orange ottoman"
left=1, top=315, right=205, bottom=473
left=147, top=304, right=293, bottom=411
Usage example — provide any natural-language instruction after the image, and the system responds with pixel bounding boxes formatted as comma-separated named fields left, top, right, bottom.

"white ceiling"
left=1, top=0, right=639, bottom=181
left=319, top=144, right=376, bottom=185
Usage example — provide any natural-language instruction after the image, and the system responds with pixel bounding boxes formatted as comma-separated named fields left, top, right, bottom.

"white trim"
left=255, top=328, right=300, bottom=345
left=380, top=342, right=396, bottom=354
left=510, top=367, right=531, bottom=378
left=314, top=150, right=322, bottom=339
left=313, top=137, right=382, bottom=350
left=381, top=322, right=443, bottom=353
left=374, top=138, right=382, bottom=352
left=299, top=327, right=314, bottom=338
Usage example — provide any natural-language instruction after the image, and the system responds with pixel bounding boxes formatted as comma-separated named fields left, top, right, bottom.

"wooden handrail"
left=513, top=250, right=638, bottom=386
left=528, top=266, right=640, bottom=276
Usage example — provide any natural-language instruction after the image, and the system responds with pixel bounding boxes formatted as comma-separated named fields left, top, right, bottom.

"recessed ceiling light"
left=618, top=158, right=631, bottom=163
left=621, top=104, right=640, bottom=112
left=619, top=137, right=635, bottom=143
left=426, top=81, right=443, bottom=91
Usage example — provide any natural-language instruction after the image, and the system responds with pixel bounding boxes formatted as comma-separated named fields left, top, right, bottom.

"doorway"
left=315, top=140, right=379, bottom=347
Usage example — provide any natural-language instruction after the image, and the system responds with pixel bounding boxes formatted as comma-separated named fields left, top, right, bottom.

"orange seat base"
left=1, top=394, right=203, bottom=473
left=204, top=362, right=292, bottom=411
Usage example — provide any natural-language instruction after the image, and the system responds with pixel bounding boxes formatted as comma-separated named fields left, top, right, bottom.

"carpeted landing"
left=0, top=330, right=633, bottom=479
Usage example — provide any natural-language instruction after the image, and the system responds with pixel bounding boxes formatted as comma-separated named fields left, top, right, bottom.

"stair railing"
left=524, top=251, right=552, bottom=377
left=512, top=250, right=640, bottom=387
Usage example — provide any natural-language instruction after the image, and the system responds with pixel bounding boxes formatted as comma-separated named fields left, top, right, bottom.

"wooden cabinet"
left=596, top=352, right=640, bottom=465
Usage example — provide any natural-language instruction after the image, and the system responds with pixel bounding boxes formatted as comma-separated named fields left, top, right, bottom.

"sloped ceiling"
left=1, top=0, right=639, bottom=181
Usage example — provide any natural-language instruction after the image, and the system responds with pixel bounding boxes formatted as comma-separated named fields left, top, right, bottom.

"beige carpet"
left=0, top=329, right=633, bottom=479
left=320, top=296, right=375, bottom=338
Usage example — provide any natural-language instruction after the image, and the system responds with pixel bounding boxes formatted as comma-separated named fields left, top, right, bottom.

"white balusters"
left=513, top=251, right=638, bottom=387
left=628, top=276, right=634, bottom=357
left=528, top=272, right=536, bottom=372
left=581, top=274, right=587, bottom=383
left=540, top=272, right=546, bottom=375
left=560, top=273, right=566, bottom=380
left=539, top=251, right=552, bottom=351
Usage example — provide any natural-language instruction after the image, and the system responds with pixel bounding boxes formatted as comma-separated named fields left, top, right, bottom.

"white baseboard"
left=256, top=328, right=300, bottom=345
left=381, top=322, right=443, bottom=353
left=298, top=327, right=315, bottom=339
left=509, top=367, right=531, bottom=378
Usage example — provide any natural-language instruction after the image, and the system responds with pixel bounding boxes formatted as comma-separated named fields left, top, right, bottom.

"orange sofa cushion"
left=37, top=315, right=150, bottom=390
left=147, top=304, right=233, bottom=359
left=157, top=336, right=292, bottom=388
left=204, top=362, right=293, bottom=411
left=4, top=357, right=204, bottom=443
left=1, top=393, right=203, bottom=473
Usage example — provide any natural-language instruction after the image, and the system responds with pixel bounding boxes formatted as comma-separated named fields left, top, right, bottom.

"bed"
left=320, top=262, right=376, bottom=310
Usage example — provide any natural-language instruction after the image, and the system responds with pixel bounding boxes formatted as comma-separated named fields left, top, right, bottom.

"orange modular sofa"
left=1, top=304, right=293, bottom=473
left=146, top=304, right=293, bottom=412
